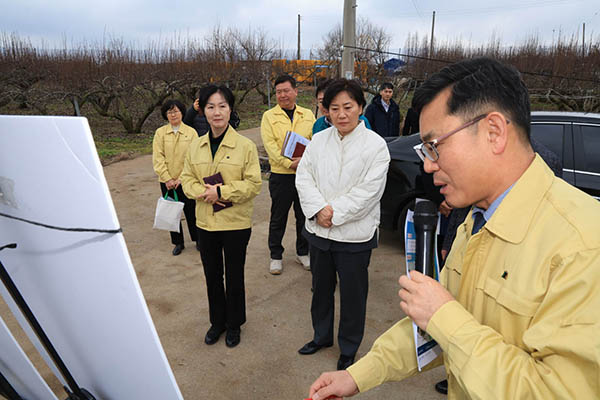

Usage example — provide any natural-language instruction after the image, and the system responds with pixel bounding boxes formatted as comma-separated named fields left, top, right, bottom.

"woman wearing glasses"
left=152, top=99, right=199, bottom=256
left=295, top=79, right=391, bottom=371
left=181, top=85, right=261, bottom=348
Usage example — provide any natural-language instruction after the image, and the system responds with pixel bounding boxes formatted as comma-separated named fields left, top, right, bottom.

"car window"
left=530, top=124, right=564, bottom=161
left=580, top=125, right=600, bottom=173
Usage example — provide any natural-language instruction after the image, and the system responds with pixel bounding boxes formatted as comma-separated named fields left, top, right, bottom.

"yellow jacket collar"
left=483, top=154, right=554, bottom=244
left=198, top=125, right=238, bottom=148
left=166, top=123, right=193, bottom=137
left=273, top=104, right=302, bottom=116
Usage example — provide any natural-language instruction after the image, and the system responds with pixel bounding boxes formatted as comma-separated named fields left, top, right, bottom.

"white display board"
left=0, top=314, right=58, bottom=400
left=0, top=116, right=183, bottom=399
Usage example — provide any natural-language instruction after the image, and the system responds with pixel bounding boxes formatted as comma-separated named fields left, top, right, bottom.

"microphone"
left=413, top=200, right=438, bottom=278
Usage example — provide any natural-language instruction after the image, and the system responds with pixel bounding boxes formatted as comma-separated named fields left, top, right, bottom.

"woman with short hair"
left=181, top=85, right=261, bottom=348
left=152, top=99, right=199, bottom=255
left=312, top=79, right=371, bottom=134
left=184, top=87, right=241, bottom=136
left=296, top=78, right=391, bottom=370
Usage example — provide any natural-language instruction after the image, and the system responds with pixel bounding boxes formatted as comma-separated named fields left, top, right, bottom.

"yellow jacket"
left=181, top=127, right=261, bottom=231
left=152, top=123, right=197, bottom=182
left=348, top=155, right=600, bottom=399
left=260, top=104, right=315, bottom=174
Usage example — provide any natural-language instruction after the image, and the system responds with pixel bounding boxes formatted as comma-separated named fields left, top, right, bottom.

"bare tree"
left=2, top=25, right=599, bottom=135
left=232, top=27, right=281, bottom=105
left=86, top=72, right=180, bottom=133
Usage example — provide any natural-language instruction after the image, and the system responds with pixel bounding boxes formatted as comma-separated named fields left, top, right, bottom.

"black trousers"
left=160, top=183, right=198, bottom=245
left=268, top=173, right=308, bottom=259
left=197, top=228, right=251, bottom=330
left=310, top=244, right=371, bottom=357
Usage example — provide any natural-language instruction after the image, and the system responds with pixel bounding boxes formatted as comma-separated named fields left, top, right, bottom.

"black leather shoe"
left=337, top=354, right=355, bottom=370
left=434, top=379, right=448, bottom=395
left=204, top=326, right=225, bottom=345
left=225, top=329, right=241, bottom=348
left=298, top=340, right=333, bottom=355
left=172, top=244, right=184, bottom=256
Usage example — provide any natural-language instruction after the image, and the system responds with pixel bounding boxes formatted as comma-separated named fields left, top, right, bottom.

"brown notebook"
left=292, top=142, right=306, bottom=158
left=203, top=172, right=233, bottom=212
left=280, top=130, right=310, bottom=159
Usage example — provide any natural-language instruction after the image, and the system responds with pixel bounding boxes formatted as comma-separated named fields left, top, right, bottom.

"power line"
left=393, top=0, right=583, bottom=18
left=585, top=8, right=600, bottom=24
left=410, top=0, right=425, bottom=22
left=343, top=45, right=600, bottom=84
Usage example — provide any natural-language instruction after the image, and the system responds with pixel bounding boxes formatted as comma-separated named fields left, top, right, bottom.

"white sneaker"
left=296, top=255, right=310, bottom=271
left=269, top=259, right=283, bottom=275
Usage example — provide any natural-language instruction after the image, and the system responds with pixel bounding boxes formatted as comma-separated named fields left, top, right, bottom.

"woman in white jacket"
left=295, top=79, right=391, bottom=371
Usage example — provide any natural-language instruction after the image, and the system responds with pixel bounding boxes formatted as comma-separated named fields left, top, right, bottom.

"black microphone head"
left=414, top=200, right=438, bottom=229
left=414, top=200, right=437, bottom=216
left=413, top=200, right=438, bottom=277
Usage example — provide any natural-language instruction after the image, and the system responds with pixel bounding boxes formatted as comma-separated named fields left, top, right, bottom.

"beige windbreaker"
left=152, top=123, right=197, bottom=182
left=260, top=104, right=314, bottom=174
left=181, top=127, right=261, bottom=231
left=348, top=155, right=600, bottom=399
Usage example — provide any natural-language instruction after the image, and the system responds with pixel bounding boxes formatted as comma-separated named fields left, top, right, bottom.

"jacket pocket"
left=163, top=137, right=175, bottom=157
left=442, top=255, right=462, bottom=294
left=190, top=151, right=211, bottom=165
left=296, top=118, right=313, bottom=132
left=476, top=277, right=541, bottom=348
left=480, top=277, right=540, bottom=318
left=270, top=121, right=288, bottom=143
left=217, top=159, right=243, bottom=181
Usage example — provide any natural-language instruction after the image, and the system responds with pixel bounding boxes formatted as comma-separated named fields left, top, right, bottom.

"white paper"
left=282, top=130, right=310, bottom=159
left=0, top=115, right=183, bottom=399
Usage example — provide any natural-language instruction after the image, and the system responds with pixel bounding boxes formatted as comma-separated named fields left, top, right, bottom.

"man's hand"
left=199, top=183, right=225, bottom=206
left=193, top=98, right=200, bottom=112
left=309, top=370, right=359, bottom=400
left=398, top=270, right=454, bottom=330
left=316, top=205, right=333, bottom=228
left=439, top=200, right=452, bottom=218
left=290, top=157, right=302, bottom=171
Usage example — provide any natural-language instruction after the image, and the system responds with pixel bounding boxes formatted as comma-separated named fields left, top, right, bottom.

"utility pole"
left=341, top=0, right=356, bottom=79
left=582, top=22, right=586, bottom=57
left=429, top=11, right=436, bottom=58
left=297, top=14, right=301, bottom=60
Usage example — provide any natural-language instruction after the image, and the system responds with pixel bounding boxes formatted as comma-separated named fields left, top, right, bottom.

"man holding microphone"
left=308, top=57, right=600, bottom=399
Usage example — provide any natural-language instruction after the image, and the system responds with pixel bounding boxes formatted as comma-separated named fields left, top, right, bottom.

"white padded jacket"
left=295, top=121, right=391, bottom=243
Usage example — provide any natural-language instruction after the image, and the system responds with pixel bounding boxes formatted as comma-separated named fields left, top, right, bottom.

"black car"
left=380, top=111, right=600, bottom=231
left=379, top=133, right=423, bottom=231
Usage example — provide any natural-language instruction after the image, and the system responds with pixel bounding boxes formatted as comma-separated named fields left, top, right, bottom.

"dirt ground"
left=1, top=128, right=445, bottom=399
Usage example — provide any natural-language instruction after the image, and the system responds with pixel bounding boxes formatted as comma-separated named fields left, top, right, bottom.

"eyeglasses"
left=413, top=114, right=488, bottom=162
left=167, top=109, right=181, bottom=116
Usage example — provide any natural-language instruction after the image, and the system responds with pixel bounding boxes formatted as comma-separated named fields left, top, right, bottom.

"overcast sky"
left=3, top=0, right=599, bottom=57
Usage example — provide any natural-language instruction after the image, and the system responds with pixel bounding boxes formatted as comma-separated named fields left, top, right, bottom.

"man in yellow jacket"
left=261, top=75, right=315, bottom=275
left=308, top=58, right=600, bottom=399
